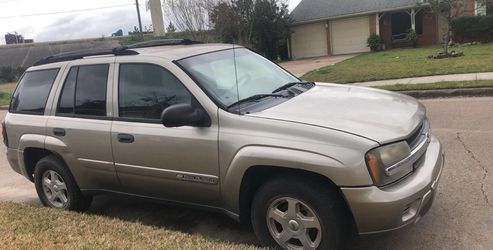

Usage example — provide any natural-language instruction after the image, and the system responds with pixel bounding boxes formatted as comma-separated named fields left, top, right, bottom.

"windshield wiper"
left=272, top=81, right=314, bottom=94
left=227, top=94, right=287, bottom=110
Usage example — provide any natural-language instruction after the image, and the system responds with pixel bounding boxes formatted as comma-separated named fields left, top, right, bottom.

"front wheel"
left=251, top=176, right=351, bottom=249
left=34, top=155, right=92, bottom=212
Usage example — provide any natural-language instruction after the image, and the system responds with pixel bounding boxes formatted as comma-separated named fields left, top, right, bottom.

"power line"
left=0, top=4, right=135, bottom=19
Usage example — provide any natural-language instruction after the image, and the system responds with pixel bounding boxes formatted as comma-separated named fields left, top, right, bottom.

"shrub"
left=367, top=34, right=383, bottom=51
left=0, top=66, right=25, bottom=83
left=406, top=30, right=418, bottom=48
left=451, top=16, right=493, bottom=43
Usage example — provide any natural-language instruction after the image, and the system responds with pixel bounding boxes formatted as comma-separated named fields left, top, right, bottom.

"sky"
left=0, top=0, right=303, bottom=45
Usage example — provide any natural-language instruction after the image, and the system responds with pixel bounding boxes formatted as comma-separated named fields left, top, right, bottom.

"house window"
left=476, top=0, right=493, bottom=15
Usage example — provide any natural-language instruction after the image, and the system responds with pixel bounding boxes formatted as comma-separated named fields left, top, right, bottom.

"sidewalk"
left=280, top=55, right=357, bottom=77
left=352, top=72, right=493, bottom=87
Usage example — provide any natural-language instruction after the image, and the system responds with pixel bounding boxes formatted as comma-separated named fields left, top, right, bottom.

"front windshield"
left=177, top=48, right=299, bottom=108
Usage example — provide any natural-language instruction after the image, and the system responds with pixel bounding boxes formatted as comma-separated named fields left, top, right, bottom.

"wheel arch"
left=238, top=166, right=353, bottom=225
left=220, top=146, right=355, bottom=224
left=22, top=147, right=68, bottom=182
left=19, top=135, right=71, bottom=182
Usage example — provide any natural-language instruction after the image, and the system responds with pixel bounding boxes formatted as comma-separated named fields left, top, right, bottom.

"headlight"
left=365, top=141, right=412, bottom=186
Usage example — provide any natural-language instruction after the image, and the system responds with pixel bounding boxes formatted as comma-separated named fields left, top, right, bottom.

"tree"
left=419, top=0, right=465, bottom=55
left=251, top=0, right=291, bottom=60
left=166, top=22, right=177, bottom=33
left=162, top=0, right=217, bottom=40
left=209, top=2, right=239, bottom=43
left=210, top=0, right=292, bottom=60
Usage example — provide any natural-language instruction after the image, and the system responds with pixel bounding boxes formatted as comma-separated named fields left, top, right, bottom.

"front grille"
left=406, top=120, right=429, bottom=149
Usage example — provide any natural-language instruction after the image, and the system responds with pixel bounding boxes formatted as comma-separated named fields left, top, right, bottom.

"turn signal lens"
left=366, top=153, right=380, bottom=184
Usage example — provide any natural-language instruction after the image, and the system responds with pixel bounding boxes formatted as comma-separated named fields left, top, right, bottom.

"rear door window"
left=10, top=69, right=59, bottom=115
left=57, top=64, right=109, bottom=117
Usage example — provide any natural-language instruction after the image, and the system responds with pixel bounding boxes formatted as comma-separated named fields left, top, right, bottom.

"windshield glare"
left=177, top=48, right=298, bottom=108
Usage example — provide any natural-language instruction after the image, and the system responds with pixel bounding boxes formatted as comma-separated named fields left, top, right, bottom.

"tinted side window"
left=10, top=69, right=59, bottom=115
left=57, top=67, right=77, bottom=114
left=75, top=65, right=108, bottom=116
left=119, top=64, right=192, bottom=120
left=57, top=65, right=108, bottom=117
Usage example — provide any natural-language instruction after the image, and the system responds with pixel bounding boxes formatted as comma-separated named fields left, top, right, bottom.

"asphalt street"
left=0, top=96, right=492, bottom=249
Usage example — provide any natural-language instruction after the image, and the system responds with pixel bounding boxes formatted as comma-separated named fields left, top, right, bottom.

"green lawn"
left=0, top=202, right=261, bottom=249
left=375, top=80, right=493, bottom=91
left=302, top=43, right=493, bottom=83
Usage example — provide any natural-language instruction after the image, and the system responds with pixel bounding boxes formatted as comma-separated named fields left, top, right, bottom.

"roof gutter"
left=291, top=4, right=419, bottom=26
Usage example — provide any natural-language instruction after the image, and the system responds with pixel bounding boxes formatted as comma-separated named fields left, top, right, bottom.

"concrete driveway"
left=0, top=97, right=492, bottom=249
left=279, top=54, right=357, bottom=77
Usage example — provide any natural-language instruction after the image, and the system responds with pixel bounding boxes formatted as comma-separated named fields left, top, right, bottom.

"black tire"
left=34, top=155, right=92, bottom=212
left=251, top=175, right=351, bottom=250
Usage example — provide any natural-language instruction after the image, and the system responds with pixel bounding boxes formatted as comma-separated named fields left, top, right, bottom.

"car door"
left=111, top=59, right=220, bottom=206
left=45, top=58, right=119, bottom=191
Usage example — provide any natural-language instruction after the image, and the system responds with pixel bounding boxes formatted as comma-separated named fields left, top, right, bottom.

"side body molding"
left=221, top=146, right=345, bottom=214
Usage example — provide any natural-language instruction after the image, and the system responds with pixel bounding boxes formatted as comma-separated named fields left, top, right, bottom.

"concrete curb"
left=353, top=72, right=493, bottom=87
left=399, top=87, right=493, bottom=99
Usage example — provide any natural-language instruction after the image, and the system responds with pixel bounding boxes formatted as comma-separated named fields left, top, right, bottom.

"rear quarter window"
left=9, top=69, right=59, bottom=115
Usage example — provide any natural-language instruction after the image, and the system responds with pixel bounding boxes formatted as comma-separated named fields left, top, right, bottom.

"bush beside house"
left=452, top=16, right=493, bottom=43
left=367, top=34, right=383, bottom=51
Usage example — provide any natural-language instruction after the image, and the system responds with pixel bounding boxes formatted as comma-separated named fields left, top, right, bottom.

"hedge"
left=451, top=16, right=493, bottom=43
left=0, top=66, right=25, bottom=83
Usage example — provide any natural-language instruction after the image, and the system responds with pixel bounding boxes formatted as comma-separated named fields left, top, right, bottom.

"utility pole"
left=135, top=0, right=144, bottom=39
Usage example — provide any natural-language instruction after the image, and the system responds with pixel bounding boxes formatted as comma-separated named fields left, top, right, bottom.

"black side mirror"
left=160, top=104, right=210, bottom=127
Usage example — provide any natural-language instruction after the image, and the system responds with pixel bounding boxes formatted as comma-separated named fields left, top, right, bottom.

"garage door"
left=290, top=22, right=327, bottom=59
left=331, top=16, right=370, bottom=55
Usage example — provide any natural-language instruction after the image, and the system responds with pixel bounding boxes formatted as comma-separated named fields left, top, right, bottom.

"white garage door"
left=290, top=22, right=327, bottom=59
left=331, top=16, right=371, bottom=55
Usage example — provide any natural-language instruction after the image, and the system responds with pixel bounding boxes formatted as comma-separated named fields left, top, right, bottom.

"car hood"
left=248, top=83, right=426, bottom=144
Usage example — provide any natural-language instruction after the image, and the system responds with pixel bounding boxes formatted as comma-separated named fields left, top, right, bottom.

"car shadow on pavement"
left=85, top=194, right=408, bottom=249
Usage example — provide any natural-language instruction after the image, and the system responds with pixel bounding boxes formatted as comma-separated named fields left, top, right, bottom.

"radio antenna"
left=232, top=41, right=240, bottom=114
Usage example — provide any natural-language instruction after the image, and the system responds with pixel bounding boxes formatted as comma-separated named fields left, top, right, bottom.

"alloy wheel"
left=41, top=170, right=69, bottom=208
left=266, top=197, right=322, bottom=250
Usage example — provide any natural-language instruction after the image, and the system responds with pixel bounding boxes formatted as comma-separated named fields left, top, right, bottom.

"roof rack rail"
left=120, top=39, right=203, bottom=49
left=33, top=48, right=139, bottom=66
left=33, top=39, right=203, bottom=66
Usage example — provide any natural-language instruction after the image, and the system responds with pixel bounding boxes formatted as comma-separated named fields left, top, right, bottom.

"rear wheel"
left=251, top=176, right=350, bottom=249
left=34, top=155, right=92, bottom=212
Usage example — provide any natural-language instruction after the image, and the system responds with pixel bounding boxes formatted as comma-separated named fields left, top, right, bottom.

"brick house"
left=289, top=0, right=486, bottom=59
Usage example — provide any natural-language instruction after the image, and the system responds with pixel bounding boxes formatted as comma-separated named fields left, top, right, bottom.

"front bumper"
left=342, top=135, right=444, bottom=234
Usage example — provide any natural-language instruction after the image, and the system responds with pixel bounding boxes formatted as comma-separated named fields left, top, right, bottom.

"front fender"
left=221, top=146, right=347, bottom=214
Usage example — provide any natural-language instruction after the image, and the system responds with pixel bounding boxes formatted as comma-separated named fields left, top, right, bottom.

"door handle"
left=117, top=133, right=134, bottom=143
left=53, top=128, right=66, bottom=136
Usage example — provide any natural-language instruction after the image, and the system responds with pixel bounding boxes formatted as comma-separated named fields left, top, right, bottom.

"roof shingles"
left=291, top=0, right=419, bottom=23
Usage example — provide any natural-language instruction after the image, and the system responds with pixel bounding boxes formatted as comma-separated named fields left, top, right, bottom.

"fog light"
left=402, top=199, right=421, bottom=222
